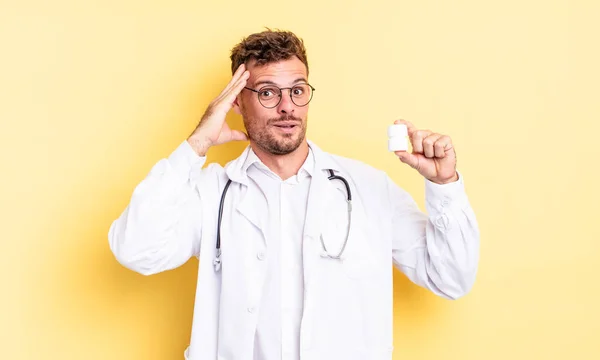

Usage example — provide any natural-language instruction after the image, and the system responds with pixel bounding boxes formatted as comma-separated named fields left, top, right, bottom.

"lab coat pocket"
left=341, top=234, right=379, bottom=280
left=319, top=215, right=377, bottom=281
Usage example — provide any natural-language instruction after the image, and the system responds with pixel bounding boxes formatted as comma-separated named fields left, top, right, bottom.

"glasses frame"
left=244, top=83, right=316, bottom=109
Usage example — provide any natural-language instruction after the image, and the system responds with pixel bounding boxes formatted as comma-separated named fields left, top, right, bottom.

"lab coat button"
left=435, top=217, right=444, bottom=227
left=257, top=252, right=266, bottom=261
left=247, top=307, right=256, bottom=314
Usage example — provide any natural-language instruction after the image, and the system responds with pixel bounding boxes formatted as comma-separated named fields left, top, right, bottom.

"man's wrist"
left=186, top=135, right=211, bottom=157
left=428, top=172, right=459, bottom=185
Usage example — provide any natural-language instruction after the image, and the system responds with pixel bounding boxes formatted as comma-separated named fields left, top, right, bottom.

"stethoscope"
left=213, top=169, right=353, bottom=272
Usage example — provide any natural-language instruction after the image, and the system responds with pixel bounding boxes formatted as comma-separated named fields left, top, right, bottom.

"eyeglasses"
left=244, top=83, right=315, bottom=108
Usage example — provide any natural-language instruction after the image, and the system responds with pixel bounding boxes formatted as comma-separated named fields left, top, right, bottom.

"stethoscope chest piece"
left=213, top=249, right=222, bottom=272
left=320, top=250, right=347, bottom=261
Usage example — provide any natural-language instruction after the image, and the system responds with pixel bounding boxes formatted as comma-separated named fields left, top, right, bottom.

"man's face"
left=234, top=57, right=310, bottom=155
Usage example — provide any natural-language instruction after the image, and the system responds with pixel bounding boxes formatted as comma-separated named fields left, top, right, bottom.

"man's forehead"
left=247, top=58, right=308, bottom=85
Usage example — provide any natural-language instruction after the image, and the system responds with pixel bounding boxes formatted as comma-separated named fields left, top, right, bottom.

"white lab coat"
left=108, top=139, right=480, bottom=360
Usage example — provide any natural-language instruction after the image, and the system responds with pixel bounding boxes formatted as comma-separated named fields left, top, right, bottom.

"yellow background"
left=2, top=0, right=599, bottom=359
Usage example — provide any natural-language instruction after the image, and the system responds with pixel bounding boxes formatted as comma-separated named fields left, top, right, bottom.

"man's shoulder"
left=322, top=151, right=396, bottom=206
left=323, top=150, right=387, bottom=181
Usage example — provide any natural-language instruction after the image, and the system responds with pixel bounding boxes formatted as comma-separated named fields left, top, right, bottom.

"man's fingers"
left=394, top=119, right=417, bottom=136
left=214, top=70, right=249, bottom=109
left=434, top=135, right=452, bottom=158
left=411, top=129, right=432, bottom=154
left=422, top=133, right=442, bottom=158
left=223, top=71, right=250, bottom=103
left=395, top=151, right=420, bottom=170
left=230, top=129, right=248, bottom=142
left=219, top=64, right=247, bottom=96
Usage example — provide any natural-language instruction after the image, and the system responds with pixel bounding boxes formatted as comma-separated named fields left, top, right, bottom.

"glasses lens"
left=258, top=87, right=281, bottom=108
left=291, top=84, right=313, bottom=106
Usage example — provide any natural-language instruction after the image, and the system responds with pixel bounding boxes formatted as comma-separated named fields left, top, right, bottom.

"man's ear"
left=232, top=96, right=242, bottom=115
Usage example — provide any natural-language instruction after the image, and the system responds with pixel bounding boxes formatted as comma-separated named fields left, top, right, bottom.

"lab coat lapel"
left=224, top=146, right=267, bottom=246
left=235, top=185, right=266, bottom=242
left=303, top=167, right=337, bottom=239
left=303, top=141, right=342, bottom=285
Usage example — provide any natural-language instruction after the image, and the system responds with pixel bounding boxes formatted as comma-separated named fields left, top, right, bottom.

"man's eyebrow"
left=253, top=77, right=308, bottom=88
left=292, top=77, right=308, bottom=84
left=253, top=80, right=278, bottom=88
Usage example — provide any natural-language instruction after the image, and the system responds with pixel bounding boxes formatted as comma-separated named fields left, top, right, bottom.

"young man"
left=109, top=29, right=479, bottom=360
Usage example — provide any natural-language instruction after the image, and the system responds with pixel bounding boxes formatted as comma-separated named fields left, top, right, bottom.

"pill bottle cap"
left=388, top=124, right=408, bottom=137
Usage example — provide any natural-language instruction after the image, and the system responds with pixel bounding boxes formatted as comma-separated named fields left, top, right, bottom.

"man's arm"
left=108, top=63, right=251, bottom=275
left=389, top=173, right=480, bottom=300
left=388, top=119, right=480, bottom=299
left=108, top=141, right=207, bottom=275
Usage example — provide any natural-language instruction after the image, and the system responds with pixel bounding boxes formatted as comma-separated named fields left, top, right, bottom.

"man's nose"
left=277, top=92, right=295, bottom=115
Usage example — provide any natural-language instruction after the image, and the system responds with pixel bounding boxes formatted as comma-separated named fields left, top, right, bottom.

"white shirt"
left=242, top=147, right=315, bottom=360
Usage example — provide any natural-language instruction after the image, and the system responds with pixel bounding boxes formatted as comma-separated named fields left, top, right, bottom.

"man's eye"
left=260, top=88, right=278, bottom=98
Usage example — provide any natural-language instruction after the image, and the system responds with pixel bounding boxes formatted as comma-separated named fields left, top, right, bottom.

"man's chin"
left=269, top=138, right=305, bottom=155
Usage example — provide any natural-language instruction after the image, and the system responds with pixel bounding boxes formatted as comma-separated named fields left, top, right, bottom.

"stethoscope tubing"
left=214, top=169, right=352, bottom=271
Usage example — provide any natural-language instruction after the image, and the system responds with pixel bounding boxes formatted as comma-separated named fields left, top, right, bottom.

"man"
left=108, top=29, right=479, bottom=360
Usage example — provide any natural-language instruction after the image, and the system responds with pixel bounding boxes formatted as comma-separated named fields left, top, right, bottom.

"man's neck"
left=250, top=141, right=310, bottom=181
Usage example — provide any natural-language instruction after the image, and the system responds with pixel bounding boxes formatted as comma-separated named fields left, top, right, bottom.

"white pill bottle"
left=388, top=124, right=408, bottom=151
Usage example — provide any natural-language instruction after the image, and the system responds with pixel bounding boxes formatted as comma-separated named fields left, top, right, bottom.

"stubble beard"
left=243, top=114, right=307, bottom=155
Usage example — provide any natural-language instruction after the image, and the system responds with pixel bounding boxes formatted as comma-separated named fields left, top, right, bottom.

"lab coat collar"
left=223, top=139, right=344, bottom=252
left=224, top=140, right=342, bottom=186
left=242, top=144, right=315, bottom=182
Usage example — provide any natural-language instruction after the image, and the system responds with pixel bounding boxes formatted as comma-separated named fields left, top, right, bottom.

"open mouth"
left=272, top=121, right=299, bottom=132
left=274, top=124, right=296, bottom=129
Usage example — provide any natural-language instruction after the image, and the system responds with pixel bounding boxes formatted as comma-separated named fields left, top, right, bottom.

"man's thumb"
left=396, top=151, right=419, bottom=169
left=231, top=130, right=248, bottom=141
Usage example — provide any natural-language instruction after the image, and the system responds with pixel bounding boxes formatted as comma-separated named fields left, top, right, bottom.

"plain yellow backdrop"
left=2, top=0, right=599, bottom=359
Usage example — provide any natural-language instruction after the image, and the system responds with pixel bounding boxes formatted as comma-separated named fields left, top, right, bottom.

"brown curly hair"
left=229, top=29, right=309, bottom=75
